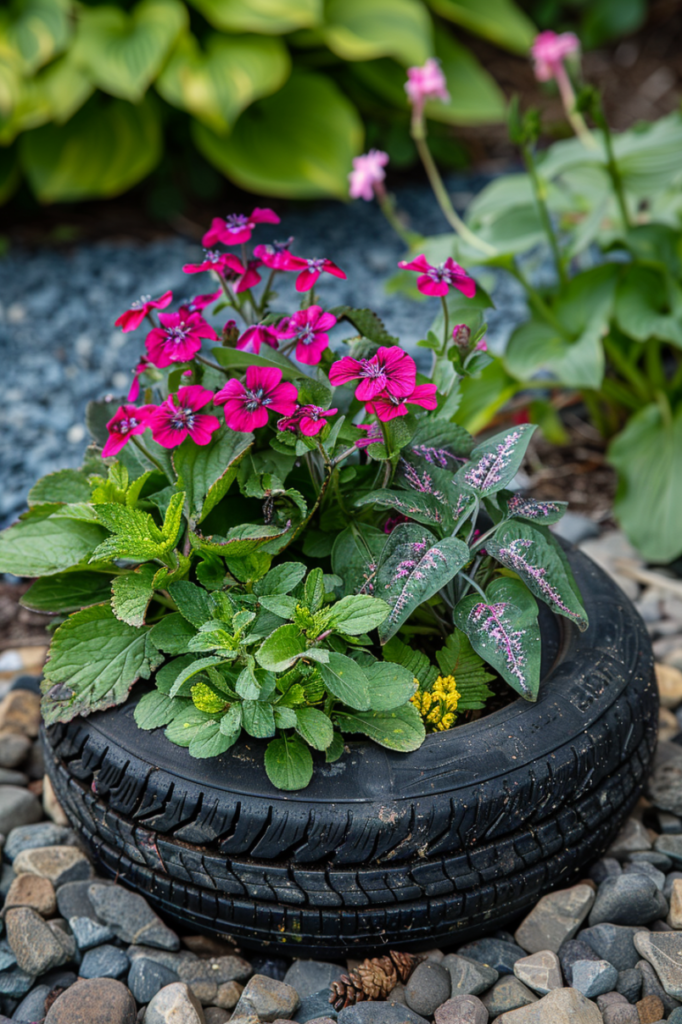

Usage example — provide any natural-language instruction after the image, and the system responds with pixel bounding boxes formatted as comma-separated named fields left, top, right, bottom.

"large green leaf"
left=321, top=0, right=432, bottom=66
left=365, top=661, right=417, bottom=711
left=0, top=511, right=107, bottom=577
left=504, top=318, right=606, bottom=391
left=187, top=0, right=322, bottom=33
left=334, top=703, right=425, bottom=751
left=72, top=0, right=187, bottom=103
left=134, top=689, right=180, bottom=730
left=21, top=571, right=114, bottom=613
left=455, top=577, right=540, bottom=699
left=256, top=623, right=308, bottom=672
left=0, top=0, right=72, bottom=75
left=28, top=468, right=92, bottom=506
left=41, top=605, right=162, bottom=725
left=111, top=565, right=157, bottom=627
left=609, top=402, right=682, bottom=563
left=319, top=651, right=371, bottom=711
left=173, top=427, right=253, bottom=522
left=295, top=706, right=334, bottom=750
left=426, top=0, right=535, bottom=54
left=20, top=94, right=162, bottom=202
left=327, top=594, right=389, bottom=635
left=331, top=524, right=386, bottom=598
left=265, top=734, right=313, bottom=790
left=355, top=489, right=450, bottom=532
left=212, top=345, right=307, bottom=380
left=156, top=32, right=290, bottom=135
left=193, top=70, right=363, bottom=200
left=375, top=524, right=469, bottom=643
left=614, top=265, right=682, bottom=346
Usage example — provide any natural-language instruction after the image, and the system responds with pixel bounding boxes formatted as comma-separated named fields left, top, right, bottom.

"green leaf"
left=265, top=734, right=314, bottom=791
left=614, top=265, right=682, bottom=346
left=501, top=493, right=568, bottom=526
left=72, top=0, right=187, bottom=103
left=28, top=469, right=91, bottom=506
left=427, top=30, right=505, bottom=125
left=409, top=417, right=475, bottom=460
left=111, top=565, right=157, bottom=627
left=365, top=661, right=417, bottom=711
left=355, top=489, right=450, bottom=532
left=155, top=654, right=197, bottom=694
left=149, top=613, right=197, bottom=654
left=256, top=623, right=308, bottom=672
left=505, top=317, right=606, bottom=391
left=331, top=306, right=398, bottom=346
left=425, top=0, right=536, bottom=54
left=0, top=512, right=107, bottom=578
left=376, top=524, right=470, bottom=643
left=219, top=703, right=242, bottom=738
left=455, top=423, right=536, bottom=496
left=304, top=568, right=325, bottom=613
left=92, top=495, right=183, bottom=562
left=325, top=730, right=345, bottom=762
left=254, top=561, right=307, bottom=596
left=295, top=707, right=334, bottom=750
left=321, top=0, right=432, bottom=66
left=434, top=629, right=495, bottom=707
left=41, top=605, right=162, bottom=725
left=156, top=31, right=290, bottom=135
left=212, top=345, right=307, bottom=380
left=20, top=94, right=162, bottom=203
left=188, top=717, right=236, bottom=758
left=608, top=402, right=682, bottom=563
left=21, top=571, right=114, bottom=613
left=134, top=689, right=179, bottom=730
left=165, top=705, right=218, bottom=747
left=187, top=0, right=322, bottom=33
left=334, top=704, right=425, bottom=751
left=455, top=577, right=541, bottom=699
left=383, top=636, right=438, bottom=690
left=328, top=594, right=389, bottom=635
left=1, top=0, right=72, bottom=75
left=193, top=70, right=363, bottom=200
left=168, top=581, right=212, bottom=629
left=173, top=427, right=253, bottom=522
left=195, top=522, right=292, bottom=558
left=257, top=594, right=297, bottom=619
left=235, top=662, right=260, bottom=700
left=318, top=652, right=371, bottom=711
left=331, top=524, right=386, bottom=598
left=486, top=521, right=589, bottom=630
left=169, top=655, right=226, bottom=698
left=242, top=700, right=276, bottom=738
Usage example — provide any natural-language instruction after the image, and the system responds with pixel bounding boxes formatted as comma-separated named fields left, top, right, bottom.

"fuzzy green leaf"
left=111, top=565, right=157, bottom=627
left=165, top=705, right=218, bottom=747
left=149, top=613, right=197, bottom=654
left=169, top=656, right=227, bottom=698
left=219, top=703, right=242, bottom=738
left=254, top=562, right=307, bottom=596
left=242, top=700, right=276, bottom=738
left=189, top=718, right=237, bottom=758
left=21, top=571, right=114, bottom=613
left=333, top=703, right=425, bottom=751
left=318, top=652, right=371, bottom=711
left=256, top=623, right=308, bottom=672
left=134, top=689, right=179, bottom=730
left=295, top=707, right=334, bottom=750
left=28, top=469, right=91, bottom=506
left=0, top=513, right=107, bottom=577
left=328, top=594, right=389, bottom=635
left=331, top=306, right=398, bottom=346
left=264, top=734, right=314, bottom=791
left=168, top=581, right=212, bottom=629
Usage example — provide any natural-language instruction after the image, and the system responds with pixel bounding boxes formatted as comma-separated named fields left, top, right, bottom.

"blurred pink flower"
left=183, top=250, right=245, bottom=275
left=349, top=150, right=389, bottom=201
left=531, top=30, right=579, bottom=82
left=253, top=238, right=295, bottom=269
left=115, top=291, right=172, bottom=332
left=202, top=208, right=280, bottom=247
left=127, top=356, right=152, bottom=402
left=475, top=338, right=488, bottom=352
left=179, top=289, right=222, bottom=315
left=215, top=366, right=298, bottom=432
left=405, top=59, right=449, bottom=113
left=399, top=255, right=476, bottom=298
left=147, top=386, right=220, bottom=448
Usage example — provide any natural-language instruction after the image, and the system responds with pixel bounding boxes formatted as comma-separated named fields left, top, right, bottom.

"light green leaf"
left=28, top=468, right=91, bottom=506
left=455, top=423, right=536, bottom=496
left=254, top=561, right=307, bottom=596
left=365, top=661, right=418, bottom=711
left=91, top=495, right=182, bottom=562
left=273, top=705, right=297, bottom=729
left=193, top=70, right=363, bottom=200
left=334, top=703, right=425, bottom=751
left=195, top=522, right=293, bottom=558
left=328, top=594, right=389, bottom=635
left=264, top=734, right=313, bottom=791
left=212, top=345, right=307, bottom=380
left=111, top=565, right=157, bottom=626
left=318, top=652, right=371, bottom=711
left=235, top=663, right=260, bottom=700
left=1, top=0, right=72, bottom=75
left=295, top=707, right=334, bottom=750
left=505, top=317, right=606, bottom=391
left=41, top=604, right=162, bottom=725
left=189, top=717, right=236, bottom=758
left=20, top=94, right=162, bottom=203
left=257, top=594, right=298, bottom=619
left=321, top=0, right=432, bottom=66
left=426, top=0, right=536, bottom=54
left=219, top=703, right=242, bottom=737
left=156, top=31, right=290, bottom=135
left=134, top=689, right=179, bottom=730
left=155, top=654, right=197, bottom=694
left=187, top=0, right=322, bottom=33
left=0, top=512, right=107, bottom=577
left=614, top=265, right=682, bottom=346
left=168, top=581, right=212, bottom=629
left=21, top=571, right=114, bottom=613
left=169, top=655, right=226, bottom=697
left=256, top=623, right=307, bottom=672
left=242, top=700, right=276, bottom=738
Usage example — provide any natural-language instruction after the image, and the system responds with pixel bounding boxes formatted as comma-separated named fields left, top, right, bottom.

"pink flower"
left=366, top=383, right=438, bottom=422
left=398, top=255, right=476, bottom=298
left=253, top=237, right=295, bottom=269
left=183, top=250, right=245, bottom=275
left=215, top=366, right=298, bottom=432
left=115, top=291, right=173, bottom=332
left=277, top=254, right=346, bottom=293
left=102, top=404, right=152, bottom=457
left=276, top=306, right=337, bottom=366
left=404, top=59, right=449, bottom=112
left=278, top=405, right=338, bottom=437
left=475, top=338, right=488, bottom=352
left=328, top=347, right=416, bottom=401
left=147, top=386, right=220, bottom=448
left=179, top=289, right=222, bottom=315
left=349, top=150, right=389, bottom=201
left=202, top=208, right=280, bottom=247
left=236, top=325, right=279, bottom=354
left=228, top=258, right=262, bottom=293
left=127, top=356, right=152, bottom=402
left=531, top=30, right=579, bottom=82
left=145, top=311, right=218, bottom=368
left=355, top=422, right=383, bottom=449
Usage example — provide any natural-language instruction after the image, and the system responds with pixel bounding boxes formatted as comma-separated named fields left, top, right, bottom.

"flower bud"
left=452, top=324, right=471, bottom=350
left=222, top=319, right=239, bottom=346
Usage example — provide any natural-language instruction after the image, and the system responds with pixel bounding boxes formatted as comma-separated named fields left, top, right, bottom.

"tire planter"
left=42, top=545, right=657, bottom=956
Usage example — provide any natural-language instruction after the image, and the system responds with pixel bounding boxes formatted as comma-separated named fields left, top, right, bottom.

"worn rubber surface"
left=43, top=546, right=658, bottom=955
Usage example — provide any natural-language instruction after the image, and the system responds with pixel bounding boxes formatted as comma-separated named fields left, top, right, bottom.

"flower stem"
left=196, top=354, right=228, bottom=373
left=554, top=64, right=597, bottom=150
left=375, top=183, right=421, bottom=247
left=131, top=436, right=172, bottom=482
left=440, top=294, right=450, bottom=352
left=521, top=143, right=568, bottom=287
left=458, top=571, right=488, bottom=601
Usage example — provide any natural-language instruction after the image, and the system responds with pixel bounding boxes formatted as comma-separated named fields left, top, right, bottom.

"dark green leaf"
left=169, top=656, right=227, bottom=698
left=383, top=636, right=439, bottom=689
left=355, top=489, right=450, bottom=531
left=318, top=652, right=371, bottom=711
left=253, top=561, right=307, bottom=596
left=365, top=661, right=417, bottom=710
left=328, top=594, right=389, bottom=635
left=21, top=571, right=113, bottom=613
left=295, top=707, right=334, bottom=750
left=173, top=427, right=253, bottom=522
left=331, top=524, right=386, bottom=598
left=264, top=734, right=314, bottom=791
left=189, top=717, right=237, bottom=758
left=149, top=613, right=197, bottom=654
left=134, top=689, right=179, bottom=730
left=0, top=513, right=107, bottom=578
left=168, top=581, right=212, bottom=629
left=325, top=730, right=345, bottom=762
left=28, top=469, right=91, bottom=506
left=242, top=700, right=276, bottom=738
left=333, top=704, right=425, bottom=751
left=256, top=623, right=307, bottom=672
left=331, top=306, right=398, bottom=346
left=165, top=705, right=218, bottom=747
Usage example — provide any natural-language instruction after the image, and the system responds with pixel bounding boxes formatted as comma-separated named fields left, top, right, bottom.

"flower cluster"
left=411, top=676, right=461, bottom=732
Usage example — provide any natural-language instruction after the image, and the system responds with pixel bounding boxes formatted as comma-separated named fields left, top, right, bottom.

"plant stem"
left=458, top=571, right=488, bottom=601
left=196, top=354, right=229, bottom=373
left=554, top=64, right=597, bottom=149
left=581, top=390, right=609, bottom=438
left=374, top=183, right=421, bottom=247
left=522, top=143, right=568, bottom=286
left=594, top=107, right=631, bottom=229
left=603, top=335, right=651, bottom=401
left=507, top=263, right=565, bottom=335
left=440, top=294, right=450, bottom=352
left=131, top=436, right=172, bottom=481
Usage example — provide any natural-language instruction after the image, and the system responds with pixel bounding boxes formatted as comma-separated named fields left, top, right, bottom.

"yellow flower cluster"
left=191, top=682, right=227, bottom=714
left=411, top=675, right=460, bottom=732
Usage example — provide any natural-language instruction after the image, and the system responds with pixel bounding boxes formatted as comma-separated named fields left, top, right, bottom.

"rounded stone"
left=441, top=954, right=498, bottom=997
left=13, top=845, right=93, bottom=886
left=616, top=968, right=642, bottom=1003
left=0, top=733, right=31, bottom=768
left=636, top=993, right=665, bottom=1024
left=79, top=945, right=130, bottom=980
left=434, top=994, right=488, bottom=1024
left=514, top=884, right=595, bottom=954
left=12, top=983, right=51, bottom=1023
left=588, top=875, right=668, bottom=927
left=128, top=957, right=179, bottom=1003
left=205, top=1011, right=231, bottom=1024
left=5, top=906, right=70, bottom=975
left=3, top=873, right=56, bottom=916
left=44, top=978, right=137, bottom=1024
left=571, top=959, right=618, bottom=998
left=144, top=982, right=206, bottom=1024
left=481, top=977, right=537, bottom=1017
left=404, top=961, right=451, bottom=1017
left=512, top=951, right=562, bottom=995
left=0, top=690, right=41, bottom=737
left=285, top=960, right=346, bottom=999
left=232, top=974, right=301, bottom=1022
left=494, top=987, right=602, bottom=1023
left=88, top=884, right=179, bottom=950
left=0, top=787, right=42, bottom=834
left=5, top=822, right=76, bottom=860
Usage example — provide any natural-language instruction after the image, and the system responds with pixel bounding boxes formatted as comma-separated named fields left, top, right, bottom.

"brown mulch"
left=0, top=581, right=50, bottom=652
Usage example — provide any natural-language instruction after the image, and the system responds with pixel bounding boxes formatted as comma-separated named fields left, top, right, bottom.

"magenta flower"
left=179, top=289, right=222, bottom=315
left=127, top=356, right=152, bottom=402
left=475, top=338, right=488, bottom=352
left=404, top=59, right=449, bottom=114
left=147, top=386, right=220, bottom=448
left=202, top=208, right=280, bottom=247
left=277, top=254, right=346, bottom=293
left=355, top=422, right=383, bottom=449
left=228, top=258, right=262, bottom=293
left=115, top=291, right=172, bottom=333
left=102, top=404, right=152, bottom=457
left=276, top=306, right=337, bottom=366
left=349, top=150, right=389, bottom=202
left=183, top=250, right=246, bottom=275
left=328, top=347, right=416, bottom=401
left=253, top=237, right=295, bottom=269
left=236, top=325, right=279, bottom=354
left=531, top=30, right=579, bottom=82
left=215, top=366, right=298, bottom=432
left=366, top=383, right=438, bottom=422
left=278, top=405, right=338, bottom=437
left=398, top=255, right=476, bottom=298
left=145, top=311, right=218, bottom=369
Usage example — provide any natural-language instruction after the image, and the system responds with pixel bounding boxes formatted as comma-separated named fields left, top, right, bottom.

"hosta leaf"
left=28, top=469, right=91, bottom=506
left=173, top=426, right=253, bottom=522
left=426, top=0, right=536, bottom=55
left=321, top=0, right=432, bottom=66
left=265, top=734, right=314, bottom=791
left=455, top=424, right=536, bottom=496
left=111, top=565, right=157, bottom=627
left=455, top=577, right=541, bottom=699
left=21, top=571, right=114, bottom=613
left=295, top=707, right=334, bottom=750
left=168, top=581, right=212, bottom=629
left=376, top=524, right=469, bottom=643
left=319, top=652, right=371, bottom=711
left=383, top=636, right=438, bottom=690
left=149, top=613, right=197, bottom=654
left=501, top=493, right=568, bottom=526
left=41, top=605, right=162, bottom=725
left=333, top=704, right=425, bottom=751
left=486, top=522, right=588, bottom=630
left=2, top=0, right=72, bottom=75
left=242, top=700, right=276, bottom=738
left=0, top=512, right=107, bottom=578
left=504, top=317, right=606, bottom=391
left=256, top=623, right=308, bottom=672
left=187, top=0, right=322, bottom=34
left=331, top=524, right=386, bottom=597
left=328, top=594, right=389, bottom=635
left=355, top=489, right=450, bottom=532
left=134, top=689, right=179, bottom=730
left=365, top=661, right=417, bottom=711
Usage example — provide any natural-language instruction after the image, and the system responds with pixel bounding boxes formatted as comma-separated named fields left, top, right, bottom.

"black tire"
left=42, top=545, right=657, bottom=956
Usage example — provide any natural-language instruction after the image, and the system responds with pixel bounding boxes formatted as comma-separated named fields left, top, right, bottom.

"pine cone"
left=329, top=951, right=421, bottom=1010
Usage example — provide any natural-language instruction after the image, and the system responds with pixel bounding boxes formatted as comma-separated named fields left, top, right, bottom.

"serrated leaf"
left=295, top=707, right=334, bottom=750
left=0, top=513, right=107, bottom=578
left=455, top=577, right=540, bottom=699
left=331, top=305, right=399, bottom=346
left=169, top=655, right=226, bottom=697
left=21, top=571, right=114, bottom=613
left=149, top=613, right=197, bottom=654
left=331, top=524, right=386, bottom=598
left=318, top=652, right=371, bottom=711
left=265, top=734, right=314, bottom=791
left=328, top=594, right=389, bottom=635
left=173, top=427, right=253, bottom=522
left=91, top=496, right=182, bottom=562
left=155, top=654, right=197, bottom=695
left=325, top=730, right=345, bottom=762
left=334, top=703, right=425, bottom=751
left=168, top=580, right=212, bottom=629
left=253, top=561, right=307, bottom=596
left=111, top=565, right=156, bottom=626
left=486, top=521, right=589, bottom=630
left=257, top=595, right=298, bottom=619
left=455, top=424, right=536, bottom=496
left=28, top=468, right=91, bottom=506
left=134, top=689, right=179, bottom=730
left=41, top=605, right=162, bottom=725
left=376, top=524, right=470, bottom=643
left=195, top=522, right=293, bottom=558
left=365, top=661, right=418, bottom=711
left=273, top=705, right=297, bottom=728
left=256, top=623, right=308, bottom=672
left=434, top=629, right=496, bottom=708
left=304, top=568, right=325, bottom=612
left=189, top=717, right=237, bottom=758
left=242, top=700, right=276, bottom=738
left=165, top=705, right=218, bottom=747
